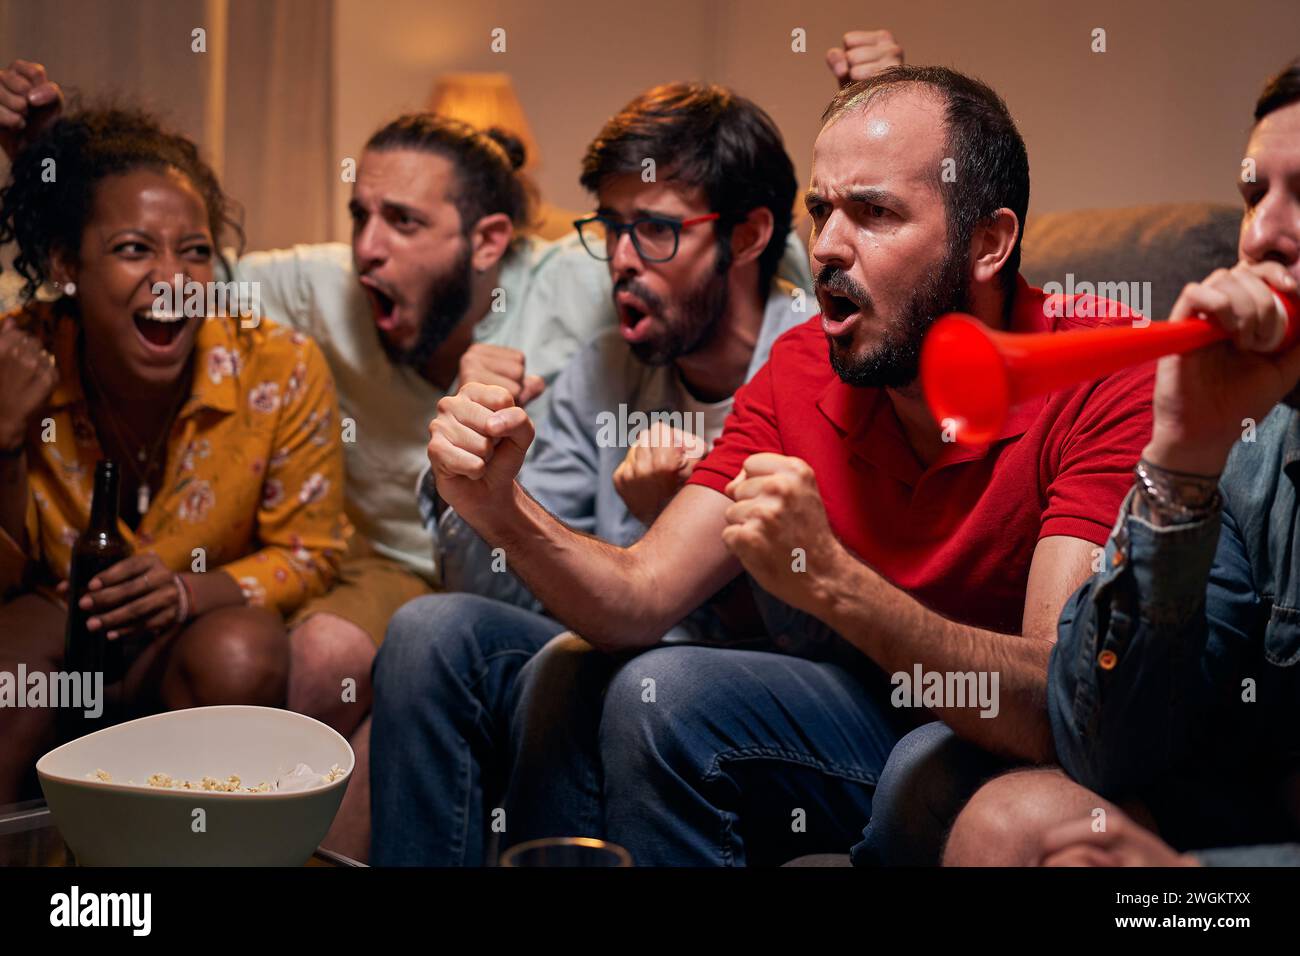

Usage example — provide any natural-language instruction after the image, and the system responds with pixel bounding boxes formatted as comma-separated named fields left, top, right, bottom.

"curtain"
left=0, top=0, right=335, bottom=254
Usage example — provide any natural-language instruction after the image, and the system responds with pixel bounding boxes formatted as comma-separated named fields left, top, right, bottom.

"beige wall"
left=2, top=1, right=1295, bottom=250
left=335, top=0, right=1299, bottom=240
left=332, top=0, right=716, bottom=238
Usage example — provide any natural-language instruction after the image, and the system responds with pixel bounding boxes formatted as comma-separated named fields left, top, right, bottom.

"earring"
left=62, top=281, right=76, bottom=297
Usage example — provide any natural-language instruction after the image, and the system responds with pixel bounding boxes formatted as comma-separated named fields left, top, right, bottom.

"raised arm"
left=1052, top=261, right=1300, bottom=794
left=437, top=336, right=605, bottom=611
left=427, top=381, right=738, bottom=650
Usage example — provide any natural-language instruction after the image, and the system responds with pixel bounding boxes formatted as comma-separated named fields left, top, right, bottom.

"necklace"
left=81, top=345, right=191, bottom=517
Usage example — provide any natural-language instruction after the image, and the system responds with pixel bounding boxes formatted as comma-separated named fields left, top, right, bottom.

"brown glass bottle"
left=61, top=459, right=131, bottom=735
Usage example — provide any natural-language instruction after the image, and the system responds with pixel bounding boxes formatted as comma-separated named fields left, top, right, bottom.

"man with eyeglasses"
left=418, top=65, right=1162, bottom=867
left=370, top=81, right=812, bottom=865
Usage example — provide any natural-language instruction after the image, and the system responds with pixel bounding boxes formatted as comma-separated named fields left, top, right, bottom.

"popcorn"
left=270, top=762, right=346, bottom=792
left=85, top=764, right=344, bottom=793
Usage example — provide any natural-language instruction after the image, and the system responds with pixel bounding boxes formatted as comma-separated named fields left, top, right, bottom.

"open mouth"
left=361, top=280, right=400, bottom=333
left=616, top=293, right=656, bottom=344
left=819, top=291, right=864, bottom=337
left=132, top=308, right=188, bottom=350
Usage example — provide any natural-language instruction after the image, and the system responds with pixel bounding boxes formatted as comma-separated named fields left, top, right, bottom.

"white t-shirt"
left=675, top=377, right=735, bottom=451
left=230, top=235, right=615, bottom=581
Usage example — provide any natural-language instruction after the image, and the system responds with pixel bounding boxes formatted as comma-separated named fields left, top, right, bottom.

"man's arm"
left=480, top=482, right=738, bottom=651
left=437, top=336, right=611, bottom=611
left=228, top=244, right=340, bottom=335
left=720, top=452, right=1095, bottom=763
left=429, top=382, right=739, bottom=650
left=812, top=535, right=1088, bottom=762
left=1050, top=483, right=1257, bottom=797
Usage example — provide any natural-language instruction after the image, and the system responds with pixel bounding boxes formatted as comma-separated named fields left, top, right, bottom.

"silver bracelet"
left=1133, top=458, right=1221, bottom=526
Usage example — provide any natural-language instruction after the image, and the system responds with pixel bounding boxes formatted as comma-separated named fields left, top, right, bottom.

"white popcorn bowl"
left=37, top=705, right=353, bottom=866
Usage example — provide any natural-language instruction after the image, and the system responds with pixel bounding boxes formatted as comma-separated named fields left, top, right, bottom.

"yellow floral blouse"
left=0, top=302, right=351, bottom=617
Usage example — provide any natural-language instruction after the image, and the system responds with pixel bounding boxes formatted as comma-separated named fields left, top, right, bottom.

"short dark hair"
left=365, top=114, right=532, bottom=237
left=1255, top=57, right=1300, bottom=122
left=0, top=105, right=243, bottom=302
left=823, top=65, right=1030, bottom=305
left=579, top=82, right=796, bottom=295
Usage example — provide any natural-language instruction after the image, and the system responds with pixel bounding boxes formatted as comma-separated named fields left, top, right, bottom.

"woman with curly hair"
left=0, top=93, right=350, bottom=802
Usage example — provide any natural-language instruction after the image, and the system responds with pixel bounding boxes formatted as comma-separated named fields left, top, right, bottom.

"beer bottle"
left=61, top=459, right=131, bottom=737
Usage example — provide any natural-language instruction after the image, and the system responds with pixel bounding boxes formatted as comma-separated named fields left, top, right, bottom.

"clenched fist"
left=0, top=59, right=63, bottom=160
left=826, top=30, right=904, bottom=87
left=613, top=422, right=707, bottom=525
left=457, top=343, right=546, bottom=406
left=0, top=318, right=59, bottom=451
left=427, top=381, right=535, bottom=517
left=721, top=453, right=844, bottom=613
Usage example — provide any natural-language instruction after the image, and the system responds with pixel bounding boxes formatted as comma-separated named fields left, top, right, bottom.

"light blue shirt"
left=429, top=278, right=811, bottom=641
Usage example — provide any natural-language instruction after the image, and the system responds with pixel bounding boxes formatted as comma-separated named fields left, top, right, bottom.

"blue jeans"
left=589, top=645, right=905, bottom=866
left=369, top=593, right=567, bottom=866
left=850, top=721, right=1011, bottom=866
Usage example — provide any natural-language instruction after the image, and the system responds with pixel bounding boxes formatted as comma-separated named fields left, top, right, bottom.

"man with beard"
left=370, top=82, right=807, bottom=865
left=420, top=65, right=1160, bottom=866
left=234, top=113, right=806, bottom=827
left=236, top=118, right=809, bottom=860
left=944, top=60, right=1300, bottom=868
left=226, top=116, right=599, bottom=860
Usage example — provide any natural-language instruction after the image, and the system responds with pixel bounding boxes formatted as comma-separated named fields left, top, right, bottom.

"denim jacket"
left=1050, top=404, right=1300, bottom=864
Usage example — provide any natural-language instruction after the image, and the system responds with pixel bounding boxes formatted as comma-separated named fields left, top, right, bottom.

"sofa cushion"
left=1020, top=202, right=1241, bottom=322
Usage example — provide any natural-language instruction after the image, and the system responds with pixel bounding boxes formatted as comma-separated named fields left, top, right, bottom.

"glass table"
left=0, top=799, right=363, bottom=867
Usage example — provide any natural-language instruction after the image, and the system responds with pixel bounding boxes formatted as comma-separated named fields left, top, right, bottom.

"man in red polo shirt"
left=425, top=65, right=1154, bottom=865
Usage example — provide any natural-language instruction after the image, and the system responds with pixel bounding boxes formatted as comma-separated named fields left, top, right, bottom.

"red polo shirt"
left=688, top=275, right=1154, bottom=635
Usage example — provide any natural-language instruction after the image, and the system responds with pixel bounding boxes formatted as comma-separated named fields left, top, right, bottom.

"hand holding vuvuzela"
left=921, top=261, right=1300, bottom=472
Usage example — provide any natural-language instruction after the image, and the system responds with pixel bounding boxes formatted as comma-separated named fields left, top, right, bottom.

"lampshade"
left=427, top=72, right=540, bottom=170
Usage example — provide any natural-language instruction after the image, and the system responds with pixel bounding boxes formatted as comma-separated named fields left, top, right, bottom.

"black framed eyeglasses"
left=573, top=212, right=720, bottom=263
